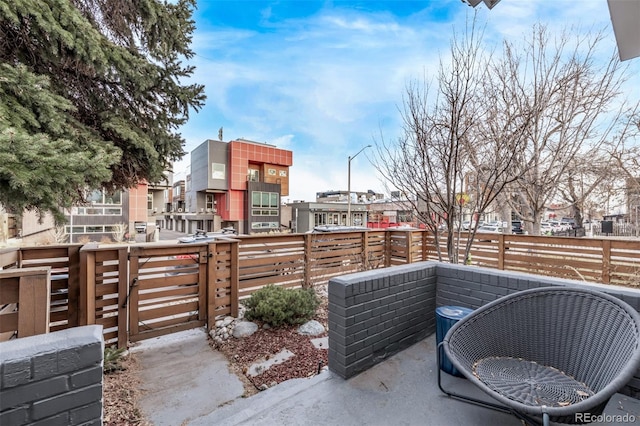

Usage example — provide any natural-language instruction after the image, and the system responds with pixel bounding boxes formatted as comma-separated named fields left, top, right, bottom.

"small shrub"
left=104, top=346, right=126, bottom=373
left=244, top=285, right=319, bottom=327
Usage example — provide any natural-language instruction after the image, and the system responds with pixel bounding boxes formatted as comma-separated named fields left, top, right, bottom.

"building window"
left=147, top=194, right=153, bottom=210
left=248, top=169, right=259, bottom=182
left=398, top=210, right=413, bottom=222
left=353, top=212, right=365, bottom=226
left=76, top=206, right=122, bottom=215
left=252, top=222, right=279, bottom=229
left=87, top=190, right=122, bottom=205
left=251, top=191, right=279, bottom=216
left=206, top=194, right=215, bottom=211
left=314, top=213, right=327, bottom=226
left=212, top=163, right=225, bottom=180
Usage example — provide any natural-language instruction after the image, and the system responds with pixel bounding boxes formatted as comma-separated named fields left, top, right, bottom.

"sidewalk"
left=130, top=329, right=245, bottom=426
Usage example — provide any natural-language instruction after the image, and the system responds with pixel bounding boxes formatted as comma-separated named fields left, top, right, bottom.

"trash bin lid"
left=436, top=306, right=473, bottom=320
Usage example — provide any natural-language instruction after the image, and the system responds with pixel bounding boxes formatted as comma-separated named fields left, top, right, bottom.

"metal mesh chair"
left=439, top=287, right=640, bottom=425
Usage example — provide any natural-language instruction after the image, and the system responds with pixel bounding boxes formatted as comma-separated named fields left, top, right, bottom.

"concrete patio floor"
left=133, top=328, right=639, bottom=426
left=134, top=329, right=519, bottom=426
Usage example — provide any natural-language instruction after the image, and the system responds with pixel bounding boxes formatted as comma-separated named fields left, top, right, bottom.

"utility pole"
left=347, top=145, right=371, bottom=226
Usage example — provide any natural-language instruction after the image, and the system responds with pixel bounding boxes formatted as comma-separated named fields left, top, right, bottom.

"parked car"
left=308, top=225, right=369, bottom=233
left=511, top=221, right=525, bottom=234
left=485, top=221, right=503, bottom=228
left=177, top=227, right=236, bottom=243
left=477, top=225, right=504, bottom=233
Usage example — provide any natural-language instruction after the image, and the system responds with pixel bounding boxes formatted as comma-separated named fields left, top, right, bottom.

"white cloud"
left=178, top=0, right=639, bottom=202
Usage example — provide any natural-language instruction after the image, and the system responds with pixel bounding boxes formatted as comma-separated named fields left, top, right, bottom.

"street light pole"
left=347, top=145, right=371, bottom=226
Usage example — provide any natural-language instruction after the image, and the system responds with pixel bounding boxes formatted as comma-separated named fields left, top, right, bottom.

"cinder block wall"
left=435, top=262, right=640, bottom=311
left=328, top=262, right=437, bottom=378
left=328, top=261, right=640, bottom=395
left=0, top=325, right=104, bottom=425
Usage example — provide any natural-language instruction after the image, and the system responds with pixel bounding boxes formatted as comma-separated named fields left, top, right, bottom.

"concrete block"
left=70, top=366, right=102, bottom=390
left=0, top=375, right=68, bottom=411
left=32, top=352, right=59, bottom=381
left=364, top=317, right=381, bottom=330
left=31, top=412, right=70, bottom=426
left=0, top=405, right=29, bottom=425
left=32, top=383, right=102, bottom=420
left=1, top=359, right=31, bottom=389
left=354, top=292, right=373, bottom=304
left=352, top=308, right=372, bottom=325
left=70, top=401, right=102, bottom=424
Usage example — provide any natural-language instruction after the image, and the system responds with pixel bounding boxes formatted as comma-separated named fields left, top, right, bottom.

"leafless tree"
left=372, top=18, right=530, bottom=263
left=503, top=25, right=633, bottom=235
left=558, top=104, right=638, bottom=226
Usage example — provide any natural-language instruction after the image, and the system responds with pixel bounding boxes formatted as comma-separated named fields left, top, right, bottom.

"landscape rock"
left=297, top=320, right=325, bottom=336
left=232, top=321, right=259, bottom=338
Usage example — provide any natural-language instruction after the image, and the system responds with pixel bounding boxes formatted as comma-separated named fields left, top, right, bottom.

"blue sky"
left=176, top=0, right=640, bottom=202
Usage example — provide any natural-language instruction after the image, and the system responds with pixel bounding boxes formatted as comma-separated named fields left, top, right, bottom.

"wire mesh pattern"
left=473, top=356, right=594, bottom=407
left=443, top=286, right=640, bottom=421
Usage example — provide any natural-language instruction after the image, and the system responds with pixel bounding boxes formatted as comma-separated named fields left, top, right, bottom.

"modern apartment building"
left=184, top=138, right=293, bottom=234
left=62, top=185, right=149, bottom=243
left=288, top=201, right=368, bottom=233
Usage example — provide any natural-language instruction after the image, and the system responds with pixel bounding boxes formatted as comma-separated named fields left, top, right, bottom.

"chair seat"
left=473, top=356, right=594, bottom=408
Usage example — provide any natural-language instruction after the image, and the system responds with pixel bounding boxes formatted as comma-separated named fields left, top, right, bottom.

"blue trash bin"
left=436, top=306, right=473, bottom=377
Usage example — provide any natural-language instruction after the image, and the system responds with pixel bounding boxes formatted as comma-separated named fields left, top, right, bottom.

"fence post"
left=421, top=231, right=429, bottom=261
left=406, top=231, right=414, bottom=264
left=66, top=245, right=81, bottom=327
left=79, top=245, right=96, bottom=326
left=361, top=231, right=369, bottom=270
left=602, top=239, right=611, bottom=284
left=17, top=267, right=51, bottom=337
left=117, top=247, right=129, bottom=349
left=384, top=231, right=391, bottom=267
left=498, top=234, right=505, bottom=270
left=304, top=233, right=312, bottom=287
left=230, top=240, right=239, bottom=318
left=129, top=249, right=140, bottom=338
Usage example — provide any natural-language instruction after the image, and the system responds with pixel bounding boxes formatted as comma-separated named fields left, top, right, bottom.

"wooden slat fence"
left=19, top=245, right=81, bottom=332
left=208, top=240, right=238, bottom=319
left=3, top=230, right=639, bottom=346
left=238, top=234, right=306, bottom=298
left=423, top=232, right=640, bottom=286
left=307, top=231, right=370, bottom=286
left=0, top=247, right=19, bottom=270
left=0, top=267, right=50, bottom=341
left=80, top=244, right=128, bottom=348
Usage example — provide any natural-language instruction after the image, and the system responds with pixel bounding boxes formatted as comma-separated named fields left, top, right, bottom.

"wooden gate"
left=127, top=240, right=238, bottom=343
left=128, top=243, right=207, bottom=342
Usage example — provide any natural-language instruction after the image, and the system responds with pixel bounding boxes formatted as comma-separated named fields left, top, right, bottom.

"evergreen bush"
left=103, top=346, right=126, bottom=373
left=244, top=285, right=319, bottom=327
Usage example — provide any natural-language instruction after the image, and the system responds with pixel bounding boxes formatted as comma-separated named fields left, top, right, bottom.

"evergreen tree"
left=0, top=0, right=205, bottom=221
